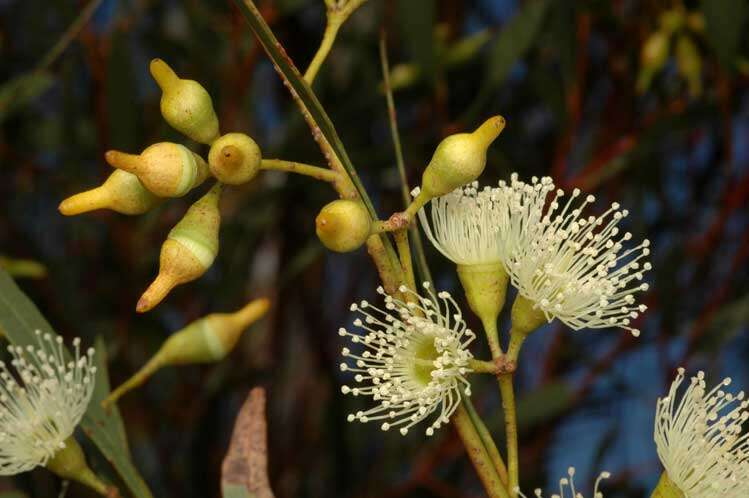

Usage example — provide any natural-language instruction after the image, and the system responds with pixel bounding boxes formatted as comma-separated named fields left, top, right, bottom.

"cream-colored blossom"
left=339, top=283, right=475, bottom=436
left=517, top=467, right=610, bottom=498
left=0, top=331, right=96, bottom=475
left=501, top=174, right=651, bottom=336
left=654, top=369, right=749, bottom=498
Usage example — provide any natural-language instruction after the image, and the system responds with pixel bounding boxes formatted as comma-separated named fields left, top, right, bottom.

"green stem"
left=482, top=317, right=503, bottom=361
left=304, top=18, right=342, bottom=84
left=260, top=158, right=341, bottom=183
left=498, top=374, right=519, bottom=497
left=469, top=358, right=499, bottom=374
left=463, top=398, right=509, bottom=485
left=453, top=404, right=511, bottom=498
left=394, top=230, right=416, bottom=291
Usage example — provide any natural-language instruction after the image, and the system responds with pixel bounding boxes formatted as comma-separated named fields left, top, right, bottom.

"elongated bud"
left=675, top=35, right=702, bottom=97
left=105, top=142, right=209, bottom=198
left=650, top=472, right=684, bottom=498
left=46, top=436, right=119, bottom=497
left=104, top=298, right=270, bottom=407
left=137, top=183, right=222, bottom=312
left=420, top=116, right=505, bottom=199
left=637, top=31, right=670, bottom=94
left=208, top=132, right=262, bottom=185
left=59, top=170, right=161, bottom=216
left=315, top=199, right=371, bottom=252
left=150, top=58, right=220, bottom=145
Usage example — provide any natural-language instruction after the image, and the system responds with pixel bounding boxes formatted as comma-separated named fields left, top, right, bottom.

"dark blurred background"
left=1, top=0, right=749, bottom=497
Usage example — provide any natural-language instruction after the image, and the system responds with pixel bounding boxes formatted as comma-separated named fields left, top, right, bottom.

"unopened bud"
left=420, top=116, right=505, bottom=199
left=315, top=199, right=371, bottom=253
left=137, top=183, right=222, bottom=312
left=208, top=133, right=262, bottom=185
left=59, top=170, right=160, bottom=216
left=150, top=58, right=220, bottom=145
left=105, top=142, right=209, bottom=198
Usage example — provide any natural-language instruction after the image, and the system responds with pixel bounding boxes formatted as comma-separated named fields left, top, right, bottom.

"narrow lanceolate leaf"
left=463, top=0, right=550, bottom=122
left=222, top=388, right=275, bottom=498
left=0, top=269, right=153, bottom=498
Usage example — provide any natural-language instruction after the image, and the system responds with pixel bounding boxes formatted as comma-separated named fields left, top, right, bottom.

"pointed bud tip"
left=149, top=58, right=178, bottom=91
left=135, top=297, right=151, bottom=313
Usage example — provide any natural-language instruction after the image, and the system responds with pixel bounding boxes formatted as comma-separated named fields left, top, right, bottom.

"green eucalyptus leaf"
left=0, top=269, right=153, bottom=498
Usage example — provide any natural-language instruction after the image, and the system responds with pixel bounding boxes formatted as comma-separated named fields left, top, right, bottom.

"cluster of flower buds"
left=637, top=5, right=706, bottom=97
left=59, top=59, right=265, bottom=311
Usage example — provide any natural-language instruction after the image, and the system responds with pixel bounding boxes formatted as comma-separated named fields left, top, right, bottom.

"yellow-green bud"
left=105, top=142, right=209, bottom=198
left=676, top=35, right=702, bottom=97
left=315, top=199, right=371, bottom=253
left=46, top=436, right=117, bottom=497
left=650, top=472, right=685, bottom=498
left=104, top=299, right=270, bottom=407
left=150, top=58, right=220, bottom=145
left=137, top=183, right=222, bottom=313
left=457, top=263, right=509, bottom=357
left=208, top=132, right=262, bottom=185
left=420, top=116, right=505, bottom=199
left=59, top=169, right=161, bottom=216
left=637, top=31, right=670, bottom=94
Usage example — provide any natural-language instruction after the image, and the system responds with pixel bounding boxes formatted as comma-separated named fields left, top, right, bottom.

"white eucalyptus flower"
left=0, top=331, right=96, bottom=475
left=501, top=174, right=651, bottom=336
left=654, top=368, right=749, bottom=498
left=516, top=467, right=610, bottom=498
left=415, top=183, right=511, bottom=266
left=338, top=283, right=475, bottom=436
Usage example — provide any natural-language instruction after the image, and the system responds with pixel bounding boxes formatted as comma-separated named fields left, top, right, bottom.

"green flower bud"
left=208, top=132, right=262, bottom=185
left=59, top=169, right=161, bottom=216
left=46, top=436, right=117, bottom=497
left=104, top=299, right=270, bottom=407
left=105, top=142, right=209, bottom=198
left=150, top=58, right=220, bottom=145
left=420, top=116, right=505, bottom=199
left=137, top=183, right=222, bottom=313
left=676, top=35, right=702, bottom=97
left=315, top=199, right=371, bottom=253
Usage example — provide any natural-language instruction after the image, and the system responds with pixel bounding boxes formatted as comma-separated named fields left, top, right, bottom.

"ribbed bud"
left=103, top=299, right=270, bottom=407
left=59, top=170, right=160, bottom=216
left=637, top=31, right=670, bottom=94
left=315, top=199, right=371, bottom=253
left=136, top=183, right=222, bottom=313
left=105, top=142, right=209, bottom=198
left=150, top=58, right=220, bottom=145
left=420, top=116, right=505, bottom=199
left=208, top=132, right=262, bottom=185
left=675, top=35, right=702, bottom=97
left=46, top=436, right=117, bottom=497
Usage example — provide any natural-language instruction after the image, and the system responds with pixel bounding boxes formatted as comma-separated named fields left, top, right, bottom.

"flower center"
left=407, top=335, right=441, bottom=386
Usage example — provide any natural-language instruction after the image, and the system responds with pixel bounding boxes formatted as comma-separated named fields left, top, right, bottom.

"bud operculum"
left=136, top=183, right=222, bottom=312
left=208, top=132, right=262, bottom=185
left=46, top=436, right=116, bottom=497
left=105, top=142, right=209, bottom=198
left=419, top=115, right=505, bottom=199
left=315, top=199, right=372, bottom=252
left=59, top=170, right=160, bottom=216
left=150, top=58, right=220, bottom=145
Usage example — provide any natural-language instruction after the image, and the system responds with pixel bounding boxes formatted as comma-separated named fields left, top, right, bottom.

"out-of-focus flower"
left=0, top=332, right=96, bottom=475
left=653, top=369, right=749, bottom=498
left=516, top=467, right=610, bottom=498
left=338, top=284, right=475, bottom=436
